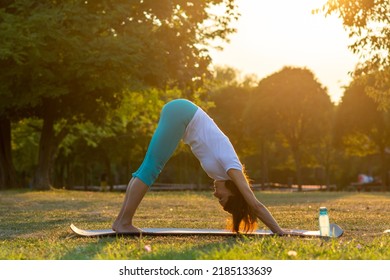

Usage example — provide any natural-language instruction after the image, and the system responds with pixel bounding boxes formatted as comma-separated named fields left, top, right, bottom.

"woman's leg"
left=113, top=99, right=198, bottom=232
left=112, top=177, right=134, bottom=230
left=112, top=177, right=149, bottom=233
left=132, top=99, right=198, bottom=186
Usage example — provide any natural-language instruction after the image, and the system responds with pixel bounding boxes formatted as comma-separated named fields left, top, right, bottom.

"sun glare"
left=209, top=0, right=358, bottom=104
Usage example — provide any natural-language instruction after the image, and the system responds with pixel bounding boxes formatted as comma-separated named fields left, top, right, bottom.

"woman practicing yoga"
left=112, top=99, right=285, bottom=235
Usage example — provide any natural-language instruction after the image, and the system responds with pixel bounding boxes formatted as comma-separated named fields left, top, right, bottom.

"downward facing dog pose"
left=113, top=99, right=285, bottom=235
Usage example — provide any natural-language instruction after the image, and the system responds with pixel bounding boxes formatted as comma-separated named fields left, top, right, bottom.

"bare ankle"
left=116, top=225, right=140, bottom=233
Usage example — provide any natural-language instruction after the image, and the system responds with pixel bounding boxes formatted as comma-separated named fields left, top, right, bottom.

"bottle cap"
left=319, top=206, right=328, bottom=214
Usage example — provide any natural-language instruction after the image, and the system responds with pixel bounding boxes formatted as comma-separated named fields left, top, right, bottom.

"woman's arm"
left=227, top=169, right=285, bottom=235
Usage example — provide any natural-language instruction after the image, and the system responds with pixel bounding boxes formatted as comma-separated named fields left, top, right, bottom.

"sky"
left=208, top=0, right=360, bottom=104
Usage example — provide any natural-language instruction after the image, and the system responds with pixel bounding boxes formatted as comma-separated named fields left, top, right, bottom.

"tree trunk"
left=292, top=147, right=303, bottom=191
left=54, top=154, right=66, bottom=188
left=65, top=159, right=72, bottom=189
left=379, top=150, right=389, bottom=191
left=32, top=117, right=56, bottom=190
left=324, top=164, right=331, bottom=190
left=102, top=152, right=112, bottom=191
left=0, top=118, right=19, bottom=189
left=260, top=140, right=269, bottom=189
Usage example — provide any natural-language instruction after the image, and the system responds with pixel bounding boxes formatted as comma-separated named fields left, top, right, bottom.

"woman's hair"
left=223, top=179, right=258, bottom=233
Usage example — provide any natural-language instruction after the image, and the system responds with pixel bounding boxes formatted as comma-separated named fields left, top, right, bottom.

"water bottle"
left=319, top=207, right=330, bottom=236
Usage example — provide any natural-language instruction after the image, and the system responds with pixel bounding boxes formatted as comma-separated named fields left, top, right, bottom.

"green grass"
left=0, top=189, right=389, bottom=260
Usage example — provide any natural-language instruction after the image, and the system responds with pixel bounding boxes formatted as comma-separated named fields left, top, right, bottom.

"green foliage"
left=2, top=1, right=390, bottom=190
left=208, top=85, right=252, bottom=155
left=320, top=1, right=390, bottom=111
left=255, top=67, right=333, bottom=144
left=335, top=75, right=390, bottom=154
left=11, top=119, right=40, bottom=175
left=248, top=67, right=334, bottom=187
left=364, top=67, right=390, bottom=111
left=0, top=0, right=239, bottom=189
left=5, top=63, right=389, bottom=189
left=321, top=0, right=390, bottom=72
left=335, top=74, right=390, bottom=188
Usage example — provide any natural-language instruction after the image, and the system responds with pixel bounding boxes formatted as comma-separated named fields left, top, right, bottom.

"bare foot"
left=112, top=220, right=119, bottom=231
left=113, top=222, right=142, bottom=234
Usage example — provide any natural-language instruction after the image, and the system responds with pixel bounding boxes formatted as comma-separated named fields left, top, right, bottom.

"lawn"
left=0, top=189, right=389, bottom=260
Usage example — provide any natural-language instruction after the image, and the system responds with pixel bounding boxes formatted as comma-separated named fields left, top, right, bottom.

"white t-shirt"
left=183, top=107, right=242, bottom=180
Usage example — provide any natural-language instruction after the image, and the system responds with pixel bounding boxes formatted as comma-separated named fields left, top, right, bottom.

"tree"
left=322, top=2, right=390, bottom=184
left=0, top=118, right=18, bottom=189
left=321, top=0, right=389, bottom=71
left=244, top=82, right=277, bottom=186
left=320, top=0, right=390, bottom=110
left=208, top=85, right=251, bottom=153
left=0, top=1, right=31, bottom=189
left=252, top=67, right=334, bottom=190
left=0, top=0, right=239, bottom=189
left=335, top=74, right=390, bottom=190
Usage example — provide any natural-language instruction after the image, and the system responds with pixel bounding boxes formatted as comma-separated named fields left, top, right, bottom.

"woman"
left=113, top=99, right=285, bottom=235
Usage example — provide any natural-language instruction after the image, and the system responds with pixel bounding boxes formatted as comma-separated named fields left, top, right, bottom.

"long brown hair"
left=223, top=180, right=257, bottom=233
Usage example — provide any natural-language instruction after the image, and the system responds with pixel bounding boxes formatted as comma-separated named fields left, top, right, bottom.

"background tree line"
left=1, top=0, right=389, bottom=191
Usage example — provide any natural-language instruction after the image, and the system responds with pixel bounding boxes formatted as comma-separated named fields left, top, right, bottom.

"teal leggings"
left=132, top=99, right=198, bottom=186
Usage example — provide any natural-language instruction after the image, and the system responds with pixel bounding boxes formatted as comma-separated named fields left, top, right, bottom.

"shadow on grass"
left=0, top=190, right=112, bottom=240
left=0, top=219, right=72, bottom=240
left=60, top=238, right=113, bottom=260
left=141, top=237, right=239, bottom=260
left=59, top=235, right=242, bottom=260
